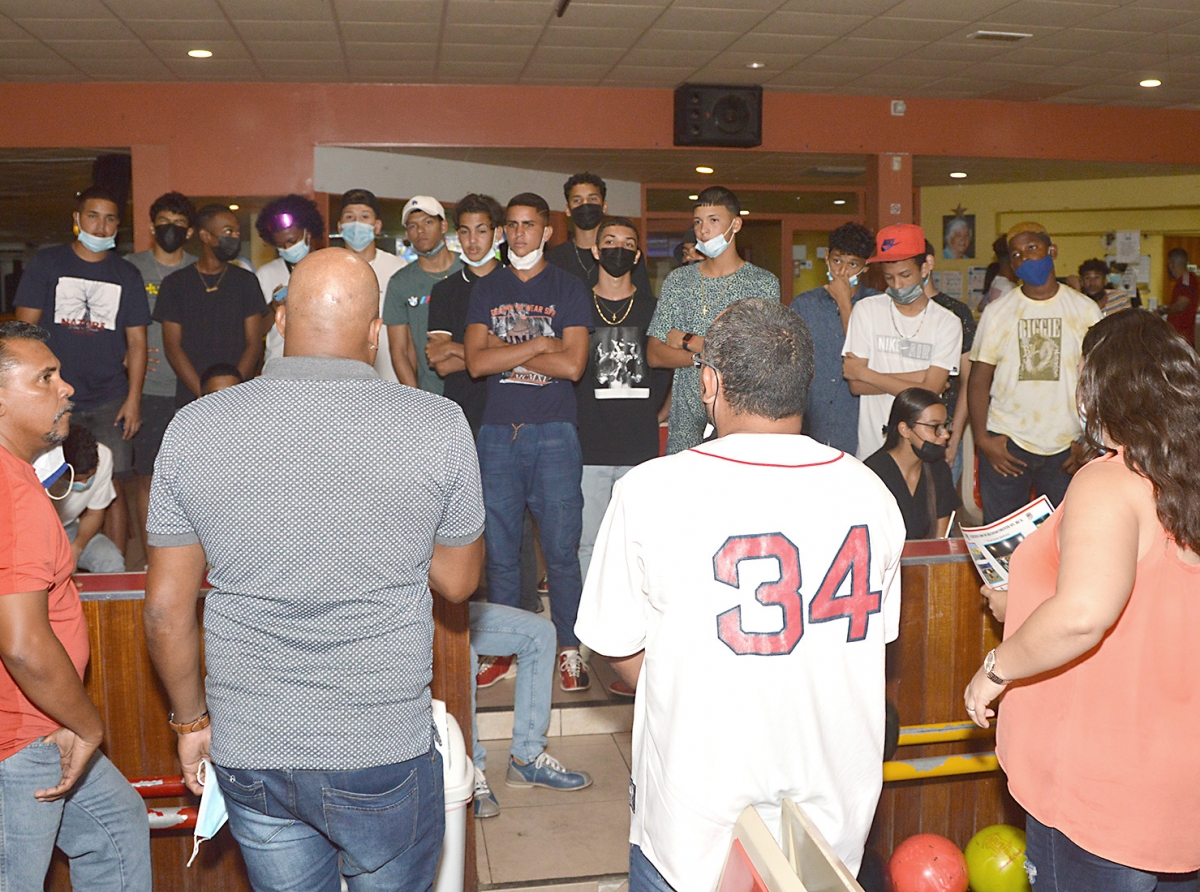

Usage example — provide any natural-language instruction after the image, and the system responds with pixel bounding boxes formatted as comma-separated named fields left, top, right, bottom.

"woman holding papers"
left=964, top=310, right=1200, bottom=890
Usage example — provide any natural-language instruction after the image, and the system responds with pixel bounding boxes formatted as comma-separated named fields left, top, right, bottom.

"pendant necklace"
left=594, top=289, right=635, bottom=325
left=701, top=268, right=737, bottom=318
left=197, top=265, right=228, bottom=293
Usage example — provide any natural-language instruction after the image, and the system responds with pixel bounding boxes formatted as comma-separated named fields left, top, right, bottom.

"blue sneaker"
left=474, top=767, right=499, bottom=818
left=505, top=753, right=593, bottom=791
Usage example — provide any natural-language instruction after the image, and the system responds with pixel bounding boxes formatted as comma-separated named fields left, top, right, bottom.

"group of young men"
left=3, top=169, right=1193, bottom=892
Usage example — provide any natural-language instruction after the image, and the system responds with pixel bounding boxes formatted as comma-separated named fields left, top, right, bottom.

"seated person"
left=863, top=388, right=959, bottom=539
left=200, top=362, right=244, bottom=395
left=469, top=601, right=592, bottom=817
left=50, top=425, right=125, bottom=572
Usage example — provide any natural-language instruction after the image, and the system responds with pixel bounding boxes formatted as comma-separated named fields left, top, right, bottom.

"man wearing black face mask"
left=126, top=191, right=197, bottom=559
left=546, top=172, right=654, bottom=297
left=155, top=204, right=269, bottom=407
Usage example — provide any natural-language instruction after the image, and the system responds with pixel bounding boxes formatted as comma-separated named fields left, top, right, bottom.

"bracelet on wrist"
left=168, top=711, right=210, bottom=735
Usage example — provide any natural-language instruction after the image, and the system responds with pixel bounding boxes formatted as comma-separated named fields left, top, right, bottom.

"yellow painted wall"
left=921, top=173, right=1200, bottom=306
left=791, top=231, right=832, bottom=302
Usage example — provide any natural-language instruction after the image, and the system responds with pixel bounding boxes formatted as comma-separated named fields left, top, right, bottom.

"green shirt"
left=381, top=257, right=463, bottom=394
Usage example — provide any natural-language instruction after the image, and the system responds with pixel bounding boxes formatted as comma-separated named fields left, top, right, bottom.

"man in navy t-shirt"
left=465, top=192, right=594, bottom=695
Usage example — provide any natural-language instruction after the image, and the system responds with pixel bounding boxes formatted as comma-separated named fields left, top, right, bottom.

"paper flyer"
left=959, top=495, right=1055, bottom=590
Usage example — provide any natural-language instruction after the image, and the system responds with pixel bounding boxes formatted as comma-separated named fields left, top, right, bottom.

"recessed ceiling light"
left=745, top=61, right=766, bottom=70
left=739, top=210, right=749, bottom=216
left=696, top=166, right=714, bottom=175
left=833, top=199, right=847, bottom=205
left=1140, top=78, right=1162, bottom=88
left=188, top=49, right=213, bottom=58
left=950, top=171, right=967, bottom=179
left=228, top=203, right=240, bottom=210
left=688, top=194, right=698, bottom=200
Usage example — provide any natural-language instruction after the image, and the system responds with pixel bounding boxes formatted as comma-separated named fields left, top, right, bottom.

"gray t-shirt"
left=647, top=261, right=781, bottom=454
left=125, top=250, right=197, bottom=398
left=381, top=257, right=463, bottom=395
left=146, top=356, right=485, bottom=770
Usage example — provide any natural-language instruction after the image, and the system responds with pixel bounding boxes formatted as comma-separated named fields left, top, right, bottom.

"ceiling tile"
left=548, top=2, right=665, bottom=29
left=653, top=7, right=769, bottom=31
left=14, top=18, right=135, bottom=41
left=438, top=42, right=533, bottom=64
left=1030, top=65, right=1114, bottom=85
left=789, top=54, right=881, bottom=74
left=262, top=60, right=349, bottom=79
left=753, top=11, right=872, bottom=38
left=333, top=0, right=443, bottom=22
left=519, top=63, right=610, bottom=80
left=347, top=59, right=437, bottom=78
left=539, top=26, right=645, bottom=47
left=1, top=0, right=111, bottom=16
left=685, top=67, right=774, bottom=85
left=148, top=40, right=252, bottom=60
left=778, top=0, right=899, bottom=13
left=445, top=0, right=553, bottom=26
left=441, top=23, right=542, bottom=43
left=904, top=41, right=1011, bottom=61
left=528, top=45, right=626, bottom=65
left=816, top=37, right=927, bottom=59
left=218, top=0, right=334, bottom=19
left=44, top=40, right=156, bottom=60
left=891, top=58, right=973, bottom=77
left=709, top=51, right=817, bottom=70
left=245, top=41, right=344, bottom=61
left=338, top=22, right=441, bottom=42
left=76, top=59, right=175, bottom=78
left=161, top=58, right=261, bottom=78
left=724, top=32, right=831, bottom=56
left=602, top=64, right=698, bottom=85
left=879, top=0, right=1011, bottom=18
left=766, top=70, right=858, bottom=87
left=1031, top=28, right=1131, bottom=51
left=851, top=17, right=967, bottom=42
left=518, top=77, right=603, bottom=86
left=123, top=20, right=239, bottom=40
left=343, top=42, right=437, bottom=61
left=435, top=60, right=525, bottom=78
left=621, top=46, right=713, bottom=66
left=234, top=21, right=340, bottom=41
left=673, top=0, right=781, bottom=9
left=984, top=0, right=1117, bottom=29
left=846, top=73, right=941, bottom=90
left=1081, top=5, right=1198, bottom=31
left=633, top=28, right=738, bottom=51
left=0, top=57, right=84, bottom=74
left=0, top=39, right=58, bottom=59
left=1124, top=0, right=1200, bottom=9
left=992, top=45, right=1097, bottom=65
left=104, top=0, right=225, bottom=17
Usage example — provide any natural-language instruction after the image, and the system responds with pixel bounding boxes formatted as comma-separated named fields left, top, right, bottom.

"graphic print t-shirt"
left=14, top=243, right=151, bottom=410
left=465, top=264, right=592, bottom=426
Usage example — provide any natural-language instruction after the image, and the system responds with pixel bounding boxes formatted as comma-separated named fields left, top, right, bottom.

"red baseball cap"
left=868, top=223, right=927, bottom=263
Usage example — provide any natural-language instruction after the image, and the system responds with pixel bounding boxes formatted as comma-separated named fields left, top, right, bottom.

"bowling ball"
left=965, top=825, right=1029, bottom=892
left=889, top=834, right=969, bottom=892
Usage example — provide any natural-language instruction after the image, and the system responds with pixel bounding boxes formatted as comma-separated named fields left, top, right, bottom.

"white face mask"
left=696, top=220, right=736, bottom=259
left=508, top=235, right=547, bottom=271
left=188, top=760, right=229, bottom=867
left=33, top=446, right=68, bottom=488
left=462, top=234, right=502, bottom=269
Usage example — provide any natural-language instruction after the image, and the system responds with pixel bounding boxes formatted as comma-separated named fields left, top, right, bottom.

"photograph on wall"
left=943, top=214, right=975, bottom=259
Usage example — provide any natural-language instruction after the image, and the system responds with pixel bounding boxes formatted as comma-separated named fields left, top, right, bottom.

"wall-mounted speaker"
left=674, top=84, right=763, bottom=148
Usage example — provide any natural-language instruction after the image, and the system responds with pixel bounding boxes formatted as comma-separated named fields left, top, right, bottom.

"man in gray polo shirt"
left=144, top=249, right=484, bottom=891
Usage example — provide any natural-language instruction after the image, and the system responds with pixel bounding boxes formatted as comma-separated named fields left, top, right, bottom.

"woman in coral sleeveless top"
left=965, top=309, right=1200, bottom=892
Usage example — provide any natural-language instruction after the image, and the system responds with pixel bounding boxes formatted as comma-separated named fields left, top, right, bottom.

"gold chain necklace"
left=196, top=265, right=228, bottom=293
left=593, top=289, right=635, bottom=325
left=889, top=298, right=928, bottom=340
left=574, top=244, right=593, bottom=276
left=701, top=267, right=737, bottom=317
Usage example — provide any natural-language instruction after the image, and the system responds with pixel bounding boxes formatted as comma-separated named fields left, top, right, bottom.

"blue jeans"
left=630, top=844, right=677, bottom=892
left=0, top=740, right=150, bottom=891
left=977, top=434, right=1072, bottom=523
left=214, top=746, right=445, bottom=892
left=477, top=422, right=584, bottom=647
left=469, top=601, right=557, bottom=769
left=579, top=464, right=633, bottom=583
left=63, top=521, right=126, bottom=573
left=1026, top=816, right=1198, bottom=892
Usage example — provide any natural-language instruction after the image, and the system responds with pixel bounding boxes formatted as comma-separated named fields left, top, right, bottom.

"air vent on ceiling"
left=967, top=30, right=1032, bottom=42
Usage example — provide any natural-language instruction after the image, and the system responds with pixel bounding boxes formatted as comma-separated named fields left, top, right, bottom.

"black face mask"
left=598, top=247, right=637, bottom=278
left=570, top=203, right=604, bottom=232
left=154, top=223, right=189, bottom=253
left=912, top=439, right=947, bottom=463
left=213, top=236, right=241, bottom=263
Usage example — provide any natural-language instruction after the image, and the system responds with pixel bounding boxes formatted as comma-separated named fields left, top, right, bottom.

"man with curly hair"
left=255, top=194, right=326, bottom=364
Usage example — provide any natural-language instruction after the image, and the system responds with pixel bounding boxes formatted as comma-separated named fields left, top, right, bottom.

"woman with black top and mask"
left=864, top=387, right=960, bottom=539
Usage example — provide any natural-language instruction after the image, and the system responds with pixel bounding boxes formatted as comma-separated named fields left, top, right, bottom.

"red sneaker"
left=607, top=679, right=636, bottom=697
left=558, top=649, right=590, bottom=692
left=476, top=654, right=516, bottom=689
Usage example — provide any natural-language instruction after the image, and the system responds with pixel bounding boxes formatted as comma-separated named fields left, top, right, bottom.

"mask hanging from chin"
left=415, top=239, right=446, bottom=259
left=279, top=238, right=310, bottom=265
left=887, top=278, right=926, bottom=305
left=33, top=446, right=69, bottom=489
left=77, top=230, right=116, bottom=253
left=462, top=235, right=502, bottom=269
left=696, top=221, right=736, bottom=259
left=509, top=237, right=547, bottom=271
left=912, top=439, right=946, bottom=463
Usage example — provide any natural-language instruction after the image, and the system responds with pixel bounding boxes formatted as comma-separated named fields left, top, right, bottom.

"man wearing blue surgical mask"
left=791, top=222, right=879, bottom=455
left=647, top=186, right=780, bottom=454
left=336, top=188, right=408, bottom=383
left=842, top=223, right=963, bottom=462
left=968, top=222, right=1101, bottom=523
left=255, top=194, right=326, bottom=366
left=382, top=195, right=462, bottom=392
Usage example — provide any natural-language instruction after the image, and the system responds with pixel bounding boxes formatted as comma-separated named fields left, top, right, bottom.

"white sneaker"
left=473, top=766, right=499, bottom=818
left=558, top=648, right=591, bottom=692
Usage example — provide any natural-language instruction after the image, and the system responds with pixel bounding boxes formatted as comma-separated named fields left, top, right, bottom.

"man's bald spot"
left=286, top=248, right=379, bottom=333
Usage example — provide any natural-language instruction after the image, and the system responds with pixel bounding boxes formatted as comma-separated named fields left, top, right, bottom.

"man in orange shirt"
left=0, top=321, right=149, bottom=890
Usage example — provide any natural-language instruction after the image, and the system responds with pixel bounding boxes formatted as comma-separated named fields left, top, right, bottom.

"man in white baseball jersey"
left=576, top=298, right=905, bottom=892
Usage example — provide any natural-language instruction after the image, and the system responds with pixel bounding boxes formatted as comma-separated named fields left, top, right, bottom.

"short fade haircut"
left=256, top=194, right=326, bottom=243
left=507, top=192, right=551, bottom=225
left=455, top=193, right=505, bottom=230
left=196, top=203, right=235, bottom=231
left=596, top=216, right=640, bottom=248
left=0, top=321, right=49, bottom=387
left=200, top=363, right=244, bottom=388
left=703, top=298, right=814, bottom=421
left=1079, top=258, right=1108, bottom=277
left=77, top=184, right=120, bottom=211
left=149, top=192, right=197, bottom=228
left=1169, top=247, right=1189, bottom=266
left=695, top=186, right=740, bottom=217
left=828, top=223, right=874, bottom=261
left=563, top=172, right=606, bottom=202
left=62, top=424, right=99, bottom=477
left=339, top=188, right=380, bottom=217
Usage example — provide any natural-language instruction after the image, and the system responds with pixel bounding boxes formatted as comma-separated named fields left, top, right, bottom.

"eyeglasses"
left=913, top=421, right=949, bottom=436
left=692, top=354, right=719, bottom=375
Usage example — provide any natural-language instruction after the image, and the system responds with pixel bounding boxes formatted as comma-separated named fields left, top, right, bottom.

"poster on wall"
left=943, top=213, right=975, bottom=259
left=967, top=266, right=988, bottom=308
left=931, top=270, right=964, bottom=298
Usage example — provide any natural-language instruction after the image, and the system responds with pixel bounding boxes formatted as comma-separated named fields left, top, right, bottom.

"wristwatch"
left=168, top=711, right=211, bottom=734
left=681, top=333, right=694, bottom=350
left=983, top=649, right=1010, bottom=685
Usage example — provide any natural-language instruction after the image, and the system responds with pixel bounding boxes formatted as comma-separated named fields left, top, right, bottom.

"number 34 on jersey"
left=714, top=526, right=881, bottom=656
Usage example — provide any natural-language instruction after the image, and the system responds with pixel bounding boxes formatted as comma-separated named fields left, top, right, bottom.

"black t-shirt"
left=863, top=449, right=959, bottom=540
left=428, top=267, right=489, bottom=437
left=575, top=283, right=668, bottom=466
left=154, top=264, right=268, bottom=406
left=546, top=240, right=654, bottom=297
left=929, top=291, right=976, bottom=419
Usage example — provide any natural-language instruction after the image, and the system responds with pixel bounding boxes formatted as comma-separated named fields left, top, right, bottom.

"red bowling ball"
left=889, top=834, right=970, bottom=892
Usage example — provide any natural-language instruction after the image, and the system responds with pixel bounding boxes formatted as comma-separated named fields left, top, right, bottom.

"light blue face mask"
left=188, top=759, right=229, bottom=867
left=77, top=230, right=116, bottom=253
left=279, top=237, right=310, bottom=264
left=826, top=271, right=860, bottom=287
left=70, top=475, right=93, bottom=493
left=462, top=235, right=502, bottom=269
left=339, top=221, right=375, bottom=252
left=696, top=221, right=736, bottom=259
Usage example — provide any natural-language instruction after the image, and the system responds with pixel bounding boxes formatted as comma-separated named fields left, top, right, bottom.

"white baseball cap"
left=402, top=196, right=445, bottom=225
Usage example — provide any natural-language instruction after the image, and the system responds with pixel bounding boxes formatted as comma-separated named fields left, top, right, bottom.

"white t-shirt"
left=54, top=443, right=116, bottom=527
left=843, top=294, right=963, bottom=460
left=368, top=250, right=408, bottom=383
left=255, top=257, right=289, bottom=364
left=970, top=283, right=1101, bottom=455
left=575, top=433, right=905, bottom=892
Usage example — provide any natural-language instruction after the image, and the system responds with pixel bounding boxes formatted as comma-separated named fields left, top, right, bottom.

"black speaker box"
left=674, top=84, right=763, bottom=148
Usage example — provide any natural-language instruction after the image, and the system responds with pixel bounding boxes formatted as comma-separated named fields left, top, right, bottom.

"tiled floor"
left=475, top=731, right=633, bottom=890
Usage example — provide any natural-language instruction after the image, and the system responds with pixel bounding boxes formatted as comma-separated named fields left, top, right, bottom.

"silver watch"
left=984, top=648, right=1010, bottom=685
